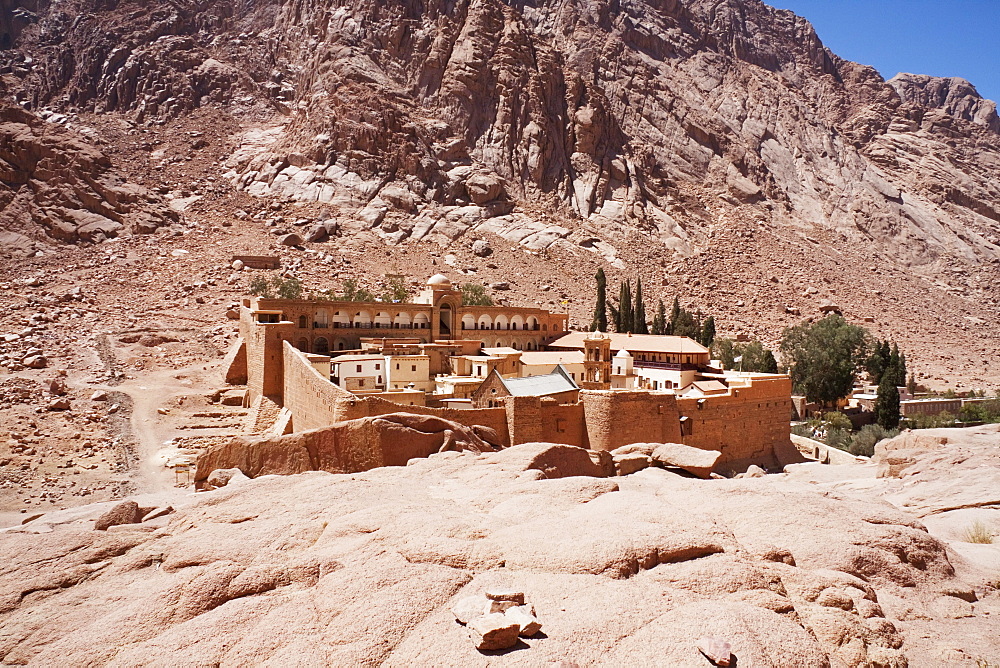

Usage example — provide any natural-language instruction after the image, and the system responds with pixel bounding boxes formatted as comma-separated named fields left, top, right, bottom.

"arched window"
left=314, top=338, right=329, bottom=354
left=296, top=338, right=309, bottom=351
left=315, top=310, right=328, bottom=328
left=298, top=315, right=308, bottom=329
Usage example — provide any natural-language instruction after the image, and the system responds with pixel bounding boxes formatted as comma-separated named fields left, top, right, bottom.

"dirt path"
left=94, top=365, right=218, bottom=494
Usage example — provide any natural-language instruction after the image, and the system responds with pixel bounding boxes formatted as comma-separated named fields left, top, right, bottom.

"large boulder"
left=194, top=412, right=498, bottom=486
left=93, top=501, right=143, bottom=531
left=641, top=442, right=723, bottom=478
left=489, top=442, right=607, bottom=479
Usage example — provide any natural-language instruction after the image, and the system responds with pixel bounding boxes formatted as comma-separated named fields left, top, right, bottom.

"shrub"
left=461, top=283, right=493, bottom=306
left=963, top=521, right=995, bottom=544
left=848, top=424, right=898, bottom=457
left=823, top=411, right=853, bottom=432
left=825, top=428, right=850, bottom=451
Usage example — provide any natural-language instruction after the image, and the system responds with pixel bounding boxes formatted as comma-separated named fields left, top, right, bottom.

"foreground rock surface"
left=0, top=440, right=997, bottom=665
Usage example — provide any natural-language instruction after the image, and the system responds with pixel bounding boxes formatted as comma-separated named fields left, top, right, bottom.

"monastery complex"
left=225, top=275, right=796, bottom=472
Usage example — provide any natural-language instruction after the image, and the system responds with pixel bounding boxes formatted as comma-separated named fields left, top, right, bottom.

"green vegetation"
left=591, top=269, right=608, bottom=332
left=904, top=411, right=958, bottom=429
left=780, top=314, right=869, bottom=407
left=960, top=400, right=1000, bottom=423
left=711, top=338, right=778, bottom=373
left=651, top=299, right=667, bottom=335
left=339, top=278, right=376, bottom=302
left=875, top=373, right=901, bottom=430
left=379, top=277, right=410, bottom=304
left=963, top=521, right=995, bottom=545
left=699, top=316, right=716, bottom=348
left=794, top=416, right=898, bottom=457
left=633, top=278, right=648, bottom=335
left=847, top=424, right=899, bottom=457
left=461, top=283, right=493, bottom=306
left=248, top=273, right=303, bottom=300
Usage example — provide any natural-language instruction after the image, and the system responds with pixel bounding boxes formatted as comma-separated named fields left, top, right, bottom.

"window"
left=412, top=365, right=417, bottom=372
left=396, top=363, right=400, bottom=370
left=356, top=365, right=362, bottom=373
left=375, top=363, right=381, bottom=370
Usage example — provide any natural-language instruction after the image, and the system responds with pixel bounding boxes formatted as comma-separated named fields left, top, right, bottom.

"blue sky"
left=769, top=0, right=1000, bottom=102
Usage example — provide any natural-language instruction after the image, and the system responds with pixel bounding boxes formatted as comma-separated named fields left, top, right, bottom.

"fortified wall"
left=280, top=341, right=510, bottom=442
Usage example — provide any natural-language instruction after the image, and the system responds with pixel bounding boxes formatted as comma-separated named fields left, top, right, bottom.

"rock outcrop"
left=194, top=412, right=499, bottom=486
left=1, top=440, right=996, bottom=665
left=0, top=101, right=177, bottom=246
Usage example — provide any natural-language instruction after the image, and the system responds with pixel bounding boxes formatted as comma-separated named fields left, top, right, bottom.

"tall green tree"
left=886, top=343, right=901, bottom=387
left=875, top=373, right=901, bottom=429
left=633, top=277, right=648, bottom=334
left=780, top=314, right=870, bottom=407
left=651, top=299, right=666, bottom=335
left=672, top=309, right=700, bottom=340
left=667, top=297, right=681, bottom=335
left=699, top=316, right=716, bottom=347
left=591, top=268, right=608, bottom=332
left=712, top=338, right=778, bottom=373
left=619, top=280, right=634, bottom=333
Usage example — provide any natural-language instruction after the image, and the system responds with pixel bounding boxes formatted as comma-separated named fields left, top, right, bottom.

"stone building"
left=471, top=365, right=580, bottom=408
left=241, top=274, right=568, bottom=355
left=227, top=276, right=796, bottom=474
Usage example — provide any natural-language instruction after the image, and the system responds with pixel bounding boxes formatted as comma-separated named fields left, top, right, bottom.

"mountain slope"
left=3, top=0, right=999, bottom=388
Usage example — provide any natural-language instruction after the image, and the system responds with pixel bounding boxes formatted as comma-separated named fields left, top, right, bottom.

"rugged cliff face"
left=6, top=0, right=999, bottom=266
left=3, top=0, right=999, bottom=385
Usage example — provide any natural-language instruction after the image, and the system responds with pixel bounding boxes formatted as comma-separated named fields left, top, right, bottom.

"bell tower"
left=582, top=331, right=612, bottom=390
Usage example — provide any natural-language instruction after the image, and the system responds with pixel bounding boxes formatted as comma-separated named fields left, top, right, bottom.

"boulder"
left=465, top=174, right=504, bottom=205
left=614, top=453, right=651, bottom=476
left=697, top=638, right=733, bottom=666
left=742, top=465, right=767, bottom=478
left=231, top=259, right=244, bottom=270
left=205, top=468, right=250, bottom=490
left=48, top=378, right=68, bottom=395
left=452, top=595, right=490, bottom=624
left=472, top=239, right=492, bottom=257
left=23, top=355, right=47, bottom=369
left=305, top=223, right=328, bottom=242
left=47, top=398, right=71, bottom=411
left=467, top=613, right=521, bottom=651
left=94, top=501, right=143, bottom=531
left=90, top=390, right=108, bottom=401
left=651, top=443, right=722, bottom=478
left=278, top=233, right=303, bottom=246
left=505, top=604, right=542, bottom=637
left=141, top=506, right=174, bottom=522
left=490, top=443, right=607, bottom=479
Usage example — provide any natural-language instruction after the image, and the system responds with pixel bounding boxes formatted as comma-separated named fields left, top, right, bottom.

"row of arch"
left=300, top=311, right=431, bottom=330
left=461, top=314, right=545, bottom=331
left=294, top=337, right=544, bottom=355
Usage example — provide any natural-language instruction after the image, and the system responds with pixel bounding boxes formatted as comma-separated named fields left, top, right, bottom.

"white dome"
left=615, top=349, right=633, bottom=358
left=427, top=273, right=451, bottom=286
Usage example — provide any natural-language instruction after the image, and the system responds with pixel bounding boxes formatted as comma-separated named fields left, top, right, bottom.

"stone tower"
left=582, top=331, right=612, bottom=390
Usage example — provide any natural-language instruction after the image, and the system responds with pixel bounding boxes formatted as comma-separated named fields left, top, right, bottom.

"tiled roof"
left=547, top=331, right=710, bottom=355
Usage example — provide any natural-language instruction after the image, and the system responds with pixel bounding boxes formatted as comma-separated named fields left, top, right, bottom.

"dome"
left=615, top=349, right=633, bottom=358
left=427, top=273, right=451, bottom=286
left=585, top=331, right=609, bottom=340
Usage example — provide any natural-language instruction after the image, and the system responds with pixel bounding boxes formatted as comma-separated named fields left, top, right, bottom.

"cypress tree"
left=668, top=297, right=681, bottom=335
left=652, top=299, right=666, bottom=335
left=700, top=316, right=716, bottom=347
left=887, top=343, right=901, bottom=387
left=875, top=373, right=901, bottom=429
left=633, top=277, right=648, bottom=334
left=591, top=268, right=608, bottom=332
left=898, top=352, right=907, bottom=389
left=620, top=280, right=634, bottom=333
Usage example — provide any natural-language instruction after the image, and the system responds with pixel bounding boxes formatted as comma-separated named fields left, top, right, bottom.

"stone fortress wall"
left=268, top=341, right=792, bottom=471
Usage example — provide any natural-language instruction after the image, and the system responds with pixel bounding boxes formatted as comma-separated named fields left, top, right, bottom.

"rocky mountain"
left=2, top=0, right=999, bottom=387
left=0, top=93, right=177, bottom=250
